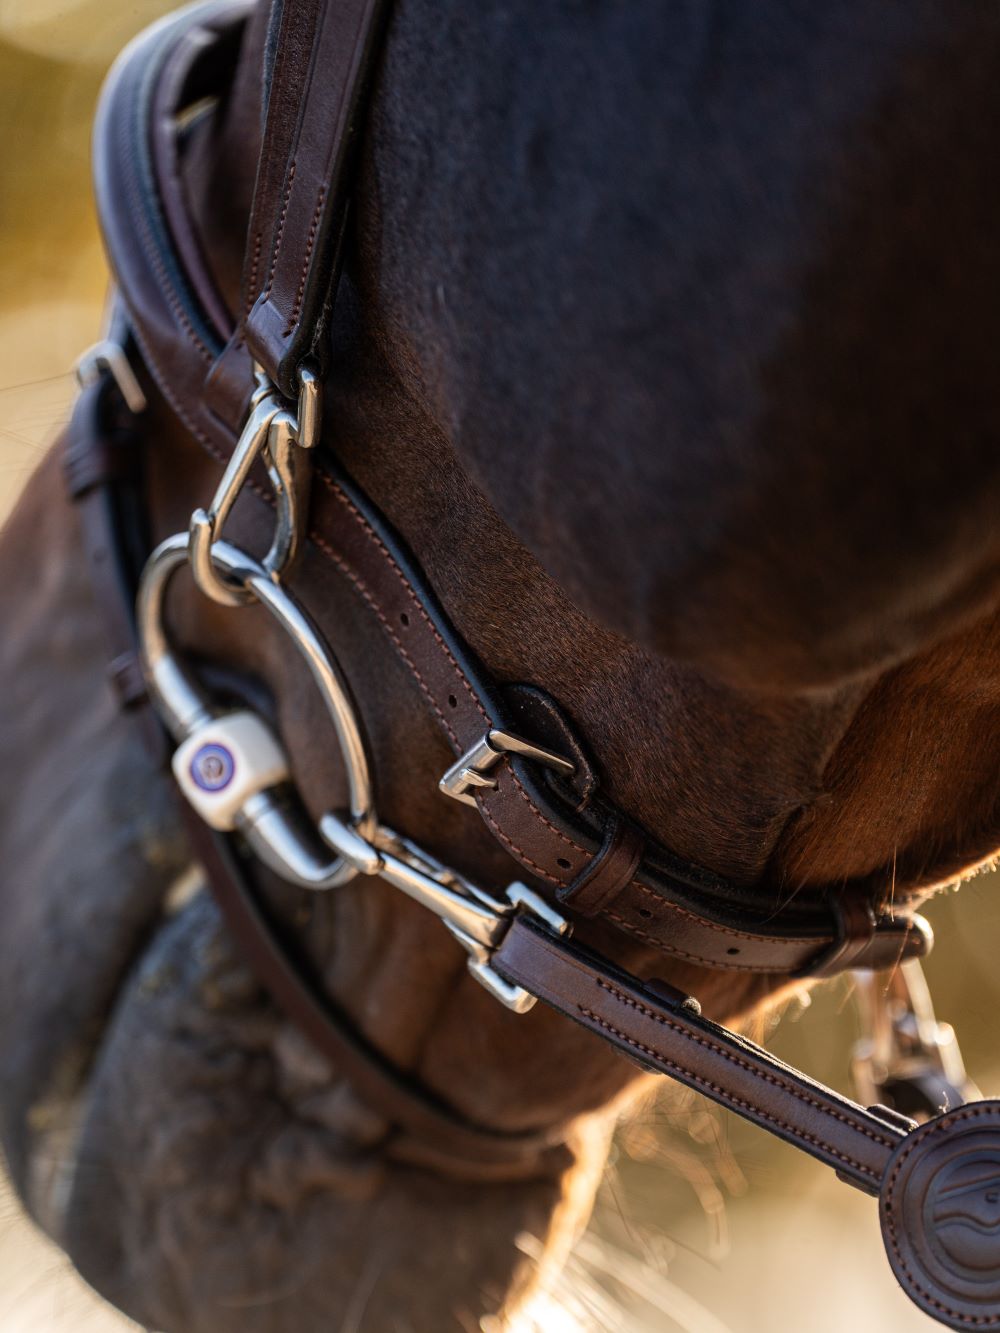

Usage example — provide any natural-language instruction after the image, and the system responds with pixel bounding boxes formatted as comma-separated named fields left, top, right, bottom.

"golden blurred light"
left=0, top=0, right=169, bottom=65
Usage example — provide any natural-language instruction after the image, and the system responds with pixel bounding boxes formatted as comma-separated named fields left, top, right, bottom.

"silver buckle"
left=439, top=728, right=576, bottom=807
left=321, top=818, right=570, bottom=1012
left=75, top=338, right=148, bottom=414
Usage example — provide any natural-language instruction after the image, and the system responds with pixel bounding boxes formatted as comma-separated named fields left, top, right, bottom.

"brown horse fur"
left=3, top=2, right=1000, bottom=1329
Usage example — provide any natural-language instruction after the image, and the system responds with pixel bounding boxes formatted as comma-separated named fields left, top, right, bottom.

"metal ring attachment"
left=138, top=531, right=374, bottom=889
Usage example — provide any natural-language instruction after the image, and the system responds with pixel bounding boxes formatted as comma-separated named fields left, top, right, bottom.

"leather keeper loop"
left=559, top=812, right=645, bottom=918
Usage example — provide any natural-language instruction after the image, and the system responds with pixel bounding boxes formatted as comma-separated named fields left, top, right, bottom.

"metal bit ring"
left=137, top=531, right=375, bottom=887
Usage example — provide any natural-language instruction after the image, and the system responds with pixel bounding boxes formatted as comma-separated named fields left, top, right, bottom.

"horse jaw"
left=53, top=885, right=613, bottom=1331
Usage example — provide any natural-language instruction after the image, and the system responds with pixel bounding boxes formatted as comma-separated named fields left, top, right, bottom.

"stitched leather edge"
left=881, top=1104, right=1000, bottom=1326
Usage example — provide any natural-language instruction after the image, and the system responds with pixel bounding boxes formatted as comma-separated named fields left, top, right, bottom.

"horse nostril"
left=727, top=947, right=740, bottom=955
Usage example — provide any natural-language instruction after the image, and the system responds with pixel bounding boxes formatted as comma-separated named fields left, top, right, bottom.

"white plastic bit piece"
left=172, top=711, right=290, bottom=831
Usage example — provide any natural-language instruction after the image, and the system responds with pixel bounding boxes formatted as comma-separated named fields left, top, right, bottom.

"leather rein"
left=63, top=2, right=1000, bottom=1325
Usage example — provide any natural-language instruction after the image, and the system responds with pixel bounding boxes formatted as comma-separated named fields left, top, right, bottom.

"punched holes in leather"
left=880, top=1100, right=1000, bottom=1330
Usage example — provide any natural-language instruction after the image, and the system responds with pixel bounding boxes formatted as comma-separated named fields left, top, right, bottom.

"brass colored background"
left=1, top=5, right=997, bottom=1330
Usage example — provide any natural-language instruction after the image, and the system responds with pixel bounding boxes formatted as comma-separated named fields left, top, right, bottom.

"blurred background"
left=1, top=4, right=998, bottom=1331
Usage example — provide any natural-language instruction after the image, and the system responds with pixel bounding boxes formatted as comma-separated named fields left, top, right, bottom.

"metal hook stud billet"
left=137, top=531, right=375, bottom=890
left=188, top=396, right=282, bottom=607
left=188, top=367, right=320, bottom=608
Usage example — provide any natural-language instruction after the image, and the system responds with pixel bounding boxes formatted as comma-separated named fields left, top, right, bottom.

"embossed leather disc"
left=880, top=1101, right=1000, bottom=1329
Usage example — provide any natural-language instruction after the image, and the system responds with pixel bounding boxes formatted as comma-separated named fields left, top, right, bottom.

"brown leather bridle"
left=63, top=1, right=1000, bottom=1326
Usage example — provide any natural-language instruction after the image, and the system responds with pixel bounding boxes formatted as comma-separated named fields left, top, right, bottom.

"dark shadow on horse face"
left=355, top=0, right=1000, bottom=691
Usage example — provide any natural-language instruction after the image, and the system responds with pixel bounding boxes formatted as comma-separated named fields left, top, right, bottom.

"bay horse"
left=3, top=1, right=1000, bottom=1330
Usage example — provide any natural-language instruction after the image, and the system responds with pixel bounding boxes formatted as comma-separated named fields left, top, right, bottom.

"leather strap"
left=150, top=3, right=243, bottom=346
left=91, top=1, right=933, bottom=979
left=493, top=918, right=916, bottom=1194
left=558, top=812, right=645, bottom=917
left=295, top=451, right=934, bottom=975
left=240, top=0, right=388, bottom=397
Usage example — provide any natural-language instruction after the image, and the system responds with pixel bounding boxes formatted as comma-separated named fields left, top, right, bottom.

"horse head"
left=2, top=2, right=1000, bottom=1329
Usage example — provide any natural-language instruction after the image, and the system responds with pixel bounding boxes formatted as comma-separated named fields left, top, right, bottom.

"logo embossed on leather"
left=931, top=1160, right=1000, bottom=1275
left=880, top=1102, right=1000, bottom=1331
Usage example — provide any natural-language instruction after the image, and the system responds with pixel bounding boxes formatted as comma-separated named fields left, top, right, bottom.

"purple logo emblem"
left=190, top=742, right=235, bottom=793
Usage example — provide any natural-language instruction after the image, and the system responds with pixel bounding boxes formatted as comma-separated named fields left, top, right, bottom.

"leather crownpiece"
left=880, top=1100, right=1000, bottom=1329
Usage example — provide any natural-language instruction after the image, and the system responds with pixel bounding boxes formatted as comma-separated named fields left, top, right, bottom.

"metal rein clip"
left=189, top=364, right=320, bottom=607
